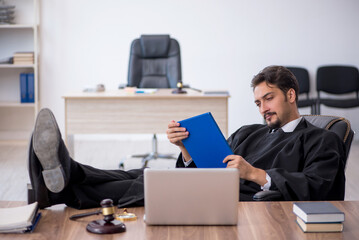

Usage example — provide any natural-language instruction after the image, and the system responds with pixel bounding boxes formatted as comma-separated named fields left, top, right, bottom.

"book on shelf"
left=296, top=216, right=343, bottom=233
left=19, top=73, right=35, bottom=103
left=178, top=112, right=232, bottom=168
left=293, top=202, right=345, bottom=223
left=27, top=73, right=35, bottom=103
left=0, top=202, right=41, bottom=233
left=20, top=73, right=27, bottom=103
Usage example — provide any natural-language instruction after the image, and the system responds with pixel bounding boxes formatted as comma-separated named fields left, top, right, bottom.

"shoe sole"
left=33, top=109, right=65, bottom=193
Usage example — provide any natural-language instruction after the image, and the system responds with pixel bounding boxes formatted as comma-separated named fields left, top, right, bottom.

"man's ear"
left=287, top=88, right=296, bottom=103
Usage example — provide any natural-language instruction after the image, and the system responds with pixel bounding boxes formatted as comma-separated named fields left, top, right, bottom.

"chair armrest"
left=253, top=190, right=283, bottom=201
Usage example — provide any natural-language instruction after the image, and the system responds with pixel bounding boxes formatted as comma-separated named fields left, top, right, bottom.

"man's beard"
left=264, top=112, right=282, bottom=130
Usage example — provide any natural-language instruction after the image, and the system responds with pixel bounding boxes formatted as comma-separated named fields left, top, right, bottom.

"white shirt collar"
left=280, top=117, right=302, bottom=133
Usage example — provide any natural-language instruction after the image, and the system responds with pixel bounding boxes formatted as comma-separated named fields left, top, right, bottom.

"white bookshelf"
left=0, top=0, right=39, bottom=141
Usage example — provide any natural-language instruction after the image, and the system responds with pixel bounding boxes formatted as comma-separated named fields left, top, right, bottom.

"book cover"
left=293, top=202, right=345, bottom=223
left=20, top=73, right=28, bottom=103
left=178, top=112, right=233, bottom=168
left=296, top=216, right=343, bottom=232
left=0, top=213, right=41, bottom=233
left=0, top=202, right=39, bottom=233
left=27, top=73, right=35, bottom=103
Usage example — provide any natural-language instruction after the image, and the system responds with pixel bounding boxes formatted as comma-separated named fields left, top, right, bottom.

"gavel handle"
left=69, top=210, right=102, bottom=220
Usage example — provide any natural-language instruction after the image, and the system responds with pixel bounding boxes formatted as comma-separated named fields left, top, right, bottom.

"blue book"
left=20, top=73, right=28, bottom=103
left=178, top=112, right=233, bottom=168
left=27, top=73, right=35, bottom=103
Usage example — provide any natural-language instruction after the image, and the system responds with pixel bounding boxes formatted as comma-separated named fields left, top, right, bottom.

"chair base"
left=119, top=133, right=177, bottom=169
left=120, top=152, right=177, bottom=169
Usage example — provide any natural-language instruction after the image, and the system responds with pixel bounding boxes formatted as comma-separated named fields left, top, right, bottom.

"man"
left=29, top=66, right=345, bottom=209
left=167, top=65, right=346, bottom=201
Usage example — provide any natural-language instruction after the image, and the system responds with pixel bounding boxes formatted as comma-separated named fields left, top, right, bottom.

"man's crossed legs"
left=28, top=108, right=145, bottom=209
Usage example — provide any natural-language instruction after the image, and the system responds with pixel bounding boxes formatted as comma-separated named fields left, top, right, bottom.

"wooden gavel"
left=70, top=199, right=126, bottom=234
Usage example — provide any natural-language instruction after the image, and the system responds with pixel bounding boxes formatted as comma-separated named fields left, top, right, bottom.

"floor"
left=0, top=135, right=358, bottom=201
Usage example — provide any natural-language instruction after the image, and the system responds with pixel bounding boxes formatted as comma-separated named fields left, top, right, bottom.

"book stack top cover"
left=0, top=202, right=41, bottom=233
left=13, top=52, right=34, bottom=65
left=293, top=202, right=345, bottom=233
left=178, top=112, right=233, bottom=168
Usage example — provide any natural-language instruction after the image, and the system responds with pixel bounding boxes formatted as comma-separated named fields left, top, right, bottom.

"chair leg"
left=310, top=104, right=316, bottom=115
left=120, top=134, right=176, bottom=169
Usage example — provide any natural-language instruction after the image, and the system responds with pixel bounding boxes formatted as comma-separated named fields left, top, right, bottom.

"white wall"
left=40, top=0, right=359, bottom=139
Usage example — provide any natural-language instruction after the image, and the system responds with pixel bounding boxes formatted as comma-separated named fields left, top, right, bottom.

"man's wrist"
left=251, top=168, right=268, bottom=186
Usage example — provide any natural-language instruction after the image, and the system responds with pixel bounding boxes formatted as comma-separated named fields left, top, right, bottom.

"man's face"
left=253, top=82, right=293, bottom=129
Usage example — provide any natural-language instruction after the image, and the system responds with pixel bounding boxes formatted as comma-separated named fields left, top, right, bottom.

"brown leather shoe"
left=32, top=108, right=66, bottom=193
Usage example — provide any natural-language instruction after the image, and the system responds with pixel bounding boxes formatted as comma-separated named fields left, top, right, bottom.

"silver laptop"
left=144, top=168, right=239, bottom=225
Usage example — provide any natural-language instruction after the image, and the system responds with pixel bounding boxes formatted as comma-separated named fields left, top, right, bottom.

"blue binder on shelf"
left=27, top=73, right=35, bottom=103
left=178, top=112, right=233, bottom=168
left=20, top=73, right=28, bottom=103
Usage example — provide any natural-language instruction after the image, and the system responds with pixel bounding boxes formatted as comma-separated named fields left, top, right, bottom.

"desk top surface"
left=1, top=201, right=358, bottom=240
left=63, top=89, right=230, bottom=99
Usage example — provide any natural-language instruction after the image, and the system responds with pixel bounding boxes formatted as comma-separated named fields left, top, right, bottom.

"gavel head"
left=100, top=199, right=115, bottom=223
left=177, top=82, right=183, bottom=89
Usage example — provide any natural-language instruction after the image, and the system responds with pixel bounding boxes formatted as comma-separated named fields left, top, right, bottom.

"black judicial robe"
left=176, top=118, right=346, bottom=201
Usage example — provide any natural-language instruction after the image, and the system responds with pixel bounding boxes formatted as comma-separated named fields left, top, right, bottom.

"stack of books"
left=0, top=5, right=15, bottom=24
left=293, top=202, right=345, bottom=233
left=13, top=52, right=34, bottom=65
left=0, top=202, right=41, bottom=233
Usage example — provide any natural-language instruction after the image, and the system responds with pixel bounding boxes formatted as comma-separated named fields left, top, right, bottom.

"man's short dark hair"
left=251, top=66, right=299, bottom=102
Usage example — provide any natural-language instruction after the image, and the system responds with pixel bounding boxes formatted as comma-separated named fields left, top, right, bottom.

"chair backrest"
left=128, top=34, right=182, bottom=88
left=316, top=65, right=359, bottom=95
left=303, top=115, right=354, bottom=167
left=286, top=67, right=310, bottom=95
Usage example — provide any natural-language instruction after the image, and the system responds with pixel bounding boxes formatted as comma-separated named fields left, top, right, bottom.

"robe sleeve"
left=175, top=152, right=197, bottom=168
left=266, top=131, right=346, bottom=201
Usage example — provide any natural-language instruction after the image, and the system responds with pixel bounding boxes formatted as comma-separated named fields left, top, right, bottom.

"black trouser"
left=30, top=136, right=145, bottom=209
left=69, top=164, right=145, bottom=209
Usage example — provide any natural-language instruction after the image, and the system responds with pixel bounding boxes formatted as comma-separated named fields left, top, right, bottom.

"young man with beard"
left=167, top=65, right=346, bottom=201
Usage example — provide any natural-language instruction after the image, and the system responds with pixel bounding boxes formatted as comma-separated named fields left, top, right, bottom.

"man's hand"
left=166, top=120, right=191, bottom=161
left=166, top=120, right=189, bottom=147
left=223, top=155, right=267, bottom=186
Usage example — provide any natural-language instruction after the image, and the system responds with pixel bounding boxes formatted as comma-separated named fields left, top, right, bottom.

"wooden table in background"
left=63, top=89, right=229, bottom=156
left=1, top=201, right=359, bottom=240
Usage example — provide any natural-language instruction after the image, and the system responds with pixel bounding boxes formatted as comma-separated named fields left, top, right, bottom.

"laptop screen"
left=144, top=168, right=239, bottom=225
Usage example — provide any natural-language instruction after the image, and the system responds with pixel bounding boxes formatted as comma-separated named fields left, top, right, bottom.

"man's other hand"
left=223, top=155, right=267, bottom=186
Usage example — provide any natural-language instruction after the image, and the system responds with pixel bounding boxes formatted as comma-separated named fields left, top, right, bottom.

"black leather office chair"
left=253, top=115, right=354, bottom=201
left=286, top=67, right=316, bottom=114
left=316, top=65, right=359, bottom=114
left=120, top=35, right=182, bottom=168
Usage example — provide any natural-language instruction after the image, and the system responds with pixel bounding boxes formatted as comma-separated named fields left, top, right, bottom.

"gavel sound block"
left=86, top=199, right=126, bottom=234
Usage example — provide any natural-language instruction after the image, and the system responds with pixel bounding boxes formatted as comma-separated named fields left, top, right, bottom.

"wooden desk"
left=63, top=89, right=229, bottom=154
left=1, top=201, right=359, bottom=239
